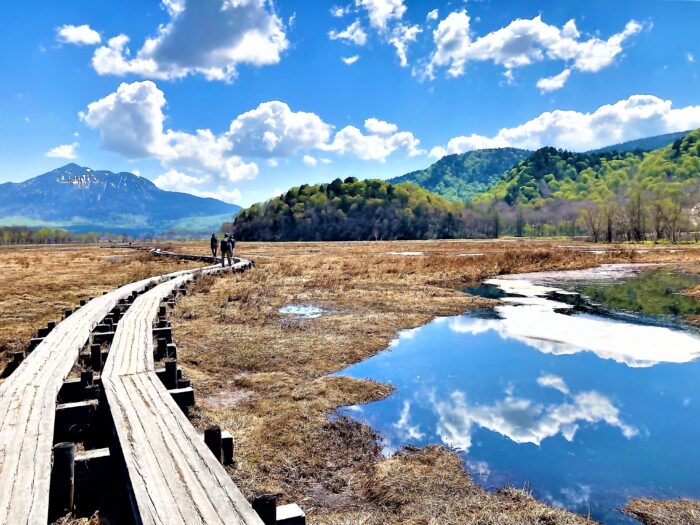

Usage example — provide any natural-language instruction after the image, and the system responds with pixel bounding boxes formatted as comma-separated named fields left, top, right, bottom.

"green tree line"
left=0, top=227, right=102, bottom=245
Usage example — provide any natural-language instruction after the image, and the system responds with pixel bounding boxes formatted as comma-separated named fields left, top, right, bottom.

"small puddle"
left=279, top=305, right=325, bottom=319
left=336, top=264, right=700, bottom=524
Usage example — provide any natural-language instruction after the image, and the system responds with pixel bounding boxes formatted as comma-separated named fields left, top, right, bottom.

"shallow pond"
left=337, top=266, right=700, bottom=524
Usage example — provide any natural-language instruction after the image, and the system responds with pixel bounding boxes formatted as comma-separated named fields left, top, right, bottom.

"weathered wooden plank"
left=0, top=265, right=218, bottom=524
left=102, top=259, right=262, bottom=525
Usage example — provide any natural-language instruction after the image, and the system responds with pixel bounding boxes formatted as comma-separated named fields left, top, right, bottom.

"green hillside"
left=389, top=148, right=531, bottom=201
left=588, top=130, right=692, bottom=154
left=232, top=178, right=491, bottom=241
left=477, top=128, right=700, bottom=207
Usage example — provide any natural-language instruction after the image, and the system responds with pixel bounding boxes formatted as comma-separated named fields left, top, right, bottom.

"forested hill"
left=232, top=178, right=494, bottom=241
left=476, top=128, right=700, bottom=208
left=389, top=148, right=531, bottom=201
left=588, top=130, right=692, bottom=154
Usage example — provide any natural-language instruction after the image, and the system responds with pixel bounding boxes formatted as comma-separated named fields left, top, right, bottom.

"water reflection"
left=336, top=267, right=700, bottom=524
left=432, top=377, right=637, bottom=453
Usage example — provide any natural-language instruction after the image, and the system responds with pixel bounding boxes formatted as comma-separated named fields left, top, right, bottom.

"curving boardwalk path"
left=0, top=251, right=259, bottom=525
left=102, top=258, right=262, bottom=525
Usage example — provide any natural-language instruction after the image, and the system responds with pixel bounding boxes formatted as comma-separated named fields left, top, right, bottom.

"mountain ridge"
left=0, top=163, right=239, bottom=235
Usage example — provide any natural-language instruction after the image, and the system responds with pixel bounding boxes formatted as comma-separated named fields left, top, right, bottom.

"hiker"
left=228, top=234, right=236, bottom=254
left=220, top=233, right=233, bottom=267
left=210, top=233, right=218, bottom=258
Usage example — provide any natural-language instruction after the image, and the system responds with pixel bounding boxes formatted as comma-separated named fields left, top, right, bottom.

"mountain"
left=388, top=148, right=531, bottom=201
left=233, top=178, right=478, bottom=241
left=588, top=130, right=692, bottom=154
left=475, top=128, right=700, bottom=207
left=0, top=164, right=239, bottom=235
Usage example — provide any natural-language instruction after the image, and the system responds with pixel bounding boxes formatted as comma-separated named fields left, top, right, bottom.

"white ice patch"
left=387, top=251, right=424, bottom=256
left=458, top=253, right=484, bottom=257
left=473, top=266, right=700, bottom=368
left=279, top=305, right=324, bottom=319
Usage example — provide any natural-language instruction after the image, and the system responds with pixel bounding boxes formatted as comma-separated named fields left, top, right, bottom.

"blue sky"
left=1, top=0, right=699, bottom=206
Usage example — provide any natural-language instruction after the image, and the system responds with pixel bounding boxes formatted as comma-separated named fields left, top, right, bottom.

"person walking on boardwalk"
left=220, top=233, right=233, bottom=267
left=210, top=233, right=218, bottom=258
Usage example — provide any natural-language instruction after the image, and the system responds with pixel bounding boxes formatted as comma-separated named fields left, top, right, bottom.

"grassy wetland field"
left=2, top=239, right=700, bottom=525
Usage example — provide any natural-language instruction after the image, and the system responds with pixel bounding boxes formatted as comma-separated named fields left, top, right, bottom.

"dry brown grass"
left=624, top=498, right=700, bottom=525
left=168, top=239, right=700, bottom=524
left=0, top=244, right=202, bottom=375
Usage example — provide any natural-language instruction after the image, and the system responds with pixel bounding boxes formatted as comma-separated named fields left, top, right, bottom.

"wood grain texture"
left=0, top=267, right=199, bottom=525
left=102, top=258, right=262, bottom=525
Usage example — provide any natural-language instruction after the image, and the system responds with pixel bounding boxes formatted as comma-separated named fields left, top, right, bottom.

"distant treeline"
left=0, top=226, right=102, bottom=245
left=232, top=178, right=504, bottom=241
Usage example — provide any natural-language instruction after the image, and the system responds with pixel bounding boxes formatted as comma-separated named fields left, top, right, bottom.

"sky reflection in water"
left=336, top=268, right=700, bottom=524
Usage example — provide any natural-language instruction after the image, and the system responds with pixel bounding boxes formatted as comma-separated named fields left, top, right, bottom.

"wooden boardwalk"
left=0, top=268, right=195, bottom=524
left=0, top=253, right=258, bottom=525
left=102, top=258, right=262, bottom=525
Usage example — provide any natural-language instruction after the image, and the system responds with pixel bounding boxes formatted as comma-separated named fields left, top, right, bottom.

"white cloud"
left=331, top=5, right=351, bottom=17
left=393, top=400, right=425, bottom=440
left=302, top=155, right=318, bottom=167
left=537, top=374, right=570, bottom=395
left=153, top=169, right=208, bottom=192
left=91, top=0, right=288, bottom=82
left=267, top=158, right=279, bottom=168
left=81, top=81, right=259, bottom=182
left=389, top=24, right=422, bottom=67
left=226, top=101, right=333, bottom=158
left=325, top=119, right=423, bottom=162
left=688, top=52, right=696, bottom=63
left=364, top=117, right=398, bottom=135
left=57, top=24, right=101, bottom=46
left=433, top=389, right=637, bottom=452
left=329, top=20, right=368, bottom=46
left=46, top=142, right=79, bottom=159
left=536, top=68, right=571, bottom=93
left=356, top=0, right=406, bottom=30
left=427, top=9, right=439, bottom=21
left=431, top=94, right=700, bottom=154
left=342, top=54, right=360, bottom=65
left=424, top=11, right=642, bottom=88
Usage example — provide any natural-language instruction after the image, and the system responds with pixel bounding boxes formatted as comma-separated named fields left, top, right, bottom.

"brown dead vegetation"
left=624, top=498, right=700, bottom=525
left=0, top=244, right=201, bottom=376
left=169, top=239, right=700, bottom=524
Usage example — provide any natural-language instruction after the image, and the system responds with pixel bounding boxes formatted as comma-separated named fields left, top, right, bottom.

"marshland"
left=3, top=240, right=699, bottom=524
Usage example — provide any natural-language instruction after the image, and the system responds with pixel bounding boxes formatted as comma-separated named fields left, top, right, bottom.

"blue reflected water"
left=336, top=271, right=700, bottom=524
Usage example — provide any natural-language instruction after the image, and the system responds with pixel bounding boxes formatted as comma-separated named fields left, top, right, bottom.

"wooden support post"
left=158, top=317, right=169, bottom=328
left=37, top=326, right=50, bottom=338
left=153, top=327, right=172, bottom=344
left=204, top=426, right=222, bottom=464
left=90, top=344, right=103, bottom=371
left=27, top=337, right=43, bottom=352
left=80, top=370, right=93, bottom=387
left=47, top=321, right=57, bottom=332
left=49, top=442, right=75, bottom=521
left=156, top=337, right=167, bottom=359
left=64, top=309, right=73, bottom=319
left=253, top=494, right=278, bottom=525
left=176, top=378, right=191, bottom=389
left=11, top=351, right=25, bottom=367
left=221, top=430, right=234, bottom=466
left=166, top=343, right=177, bottom=359
left=164, top=358, right=178, bottom=390
left=169, top=387, right=195, bottom=412
left=84, top=384, right=100, bottom=401
left=158, top=305, right=167, bottom=317
left=80, top=299, right=87, bottom=306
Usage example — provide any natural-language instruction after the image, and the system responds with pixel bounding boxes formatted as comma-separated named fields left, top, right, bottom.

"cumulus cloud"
left=91, top=0, right=287, bottom=82
left=393, top=400, right=425, bottom=440
left=329, top=20, right=368, bottom=46
left=302, top=155, right=318, bottom=167
left=342, top=54, right=360, bottom=65
left=356, top=0, right=406, bottom=30
left=81, top=81, right=258, bottom=182
left=433, top=389, right=637, bottom=451
left=424, top=10, right=642, bottom=88
left=57, top=24, right=101, bottom=46
left=153, top=169, right=208, bottom=192
left=325, top=118, right=423, bottom=162
left=46, top=142, right=79, bottom=159
left=427, top=9, right=439, bottom=21
left=226, top=101, right=332, bottom=158
left=537, top=68, right=571, bottom=93
left=331, top=5, right=351, bottom=17
left=431, top=94, right=700, bottom=154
